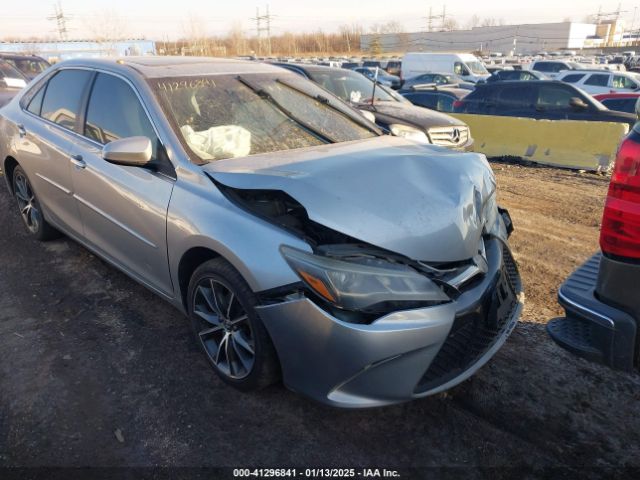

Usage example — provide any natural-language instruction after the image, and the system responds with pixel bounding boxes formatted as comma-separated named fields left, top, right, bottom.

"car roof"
left=478, top=80, right=565, bottom=87
left=0, top=53, right=47, bottom=61
left=51, top=56, right=286, bottom=79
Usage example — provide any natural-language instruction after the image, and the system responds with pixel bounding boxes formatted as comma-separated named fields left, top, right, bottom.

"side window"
left=409, top=93, right=438, bottom=109
left=84, top=73, right=159, bottom=159
left=453, top=62, right=466, bottom=75
left=533, top=62, right=551, bottom=72
left=497, top=86, right=535, bottom=108
left=613, top=75, right=637, bottom=89
left=562, top=73, right=586, bottom=83
left=40, top=69, right=93, bottom=130
left=584, top=74, right=610, bottom=87
left=537, top=86, right=576, bottom=108
left=603, top=98, right=636, bottom=113
left=27, top=84, right=46, bottom=115
left=437, top=95, right=455, bottom=112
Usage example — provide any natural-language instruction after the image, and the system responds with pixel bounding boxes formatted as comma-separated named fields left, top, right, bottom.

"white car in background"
left=556, top=70, right=640, bottom=95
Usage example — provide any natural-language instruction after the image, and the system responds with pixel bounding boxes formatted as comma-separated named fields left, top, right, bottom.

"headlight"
left=280, top=245, right=450, bottom=312
left=389, top=124, right=430, bottom=143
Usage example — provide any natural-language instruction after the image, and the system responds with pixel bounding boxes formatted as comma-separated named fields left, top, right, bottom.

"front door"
left=70, top=72, right=175, bottom=296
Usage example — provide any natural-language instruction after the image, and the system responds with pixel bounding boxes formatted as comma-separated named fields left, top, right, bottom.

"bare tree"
left=443, top=18, right=459, bottom=31
left=88, top=9, right=130, bottom=55
left=466, top=14, right=481, bottom=29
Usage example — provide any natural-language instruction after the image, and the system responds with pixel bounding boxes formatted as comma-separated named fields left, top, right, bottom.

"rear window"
left=562, top=73, right=586, bottom=83
left=40, top=69, right=93, bottom=130
left=584, top=74, right=609, bottom=86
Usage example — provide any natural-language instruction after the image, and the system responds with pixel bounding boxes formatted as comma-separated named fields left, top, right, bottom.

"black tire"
left=187, top=257, right=280, bottom=391
left=12, top=165, right=59, bottom=241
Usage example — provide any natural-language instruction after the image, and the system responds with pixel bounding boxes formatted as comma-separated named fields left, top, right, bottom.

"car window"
left=613, top=75, right=637, bottom=89
left=453, top=62, right=467, bottom=75
left=152, top=73, right=377, bottom=163
left=40, top=69, right=93, bottom=130
left=7, top=58, right=48, bottom=77
left=584, top=74, right=609, bottom=86
left=406, top=92, right=438, bottom=109
left=416, top=74, right=435, bottom=83
left=84, top=73, right=160, bottom=159
left=602, top=97, right=637, bottom=113
left=533, top=62, right=552, bottom=72
left=537, top=85, right=576, bottom=108
left=437, top=94, right=455, bottom=112
left=562, top=73, right=586, bottom=83
left=497, top=85, right=535, bottom=108
left=26, top=84, right=45, bottom=115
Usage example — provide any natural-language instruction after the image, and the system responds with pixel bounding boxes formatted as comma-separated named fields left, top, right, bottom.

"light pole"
left=632, top=7, right=638, bottom=47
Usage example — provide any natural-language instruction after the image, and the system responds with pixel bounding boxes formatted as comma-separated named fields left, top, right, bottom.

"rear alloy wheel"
left=188, top=258, right=280, bottom=390
left=12, top=166, right=59, bottom=241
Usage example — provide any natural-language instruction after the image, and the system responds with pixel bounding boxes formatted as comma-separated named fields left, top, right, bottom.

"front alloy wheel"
left=187, top=258, right=280, bottom=391
left=193, top=278, right=255, bottom=379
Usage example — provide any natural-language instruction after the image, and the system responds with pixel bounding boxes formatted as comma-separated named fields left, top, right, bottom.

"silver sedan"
left=0, top=57, right=523, bottom=407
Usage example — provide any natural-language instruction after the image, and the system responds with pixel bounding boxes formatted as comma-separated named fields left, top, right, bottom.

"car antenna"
left=371, top=66, right=379, bottom=107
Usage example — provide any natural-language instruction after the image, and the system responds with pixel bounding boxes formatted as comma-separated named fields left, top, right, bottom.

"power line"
left=250, top=4, right=273, bottom=56
left=46, top=1, right=69, bottom=41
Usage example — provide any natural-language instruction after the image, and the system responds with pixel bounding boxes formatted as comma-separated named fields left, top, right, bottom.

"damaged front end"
left=204, top=137, right=523, bottom=406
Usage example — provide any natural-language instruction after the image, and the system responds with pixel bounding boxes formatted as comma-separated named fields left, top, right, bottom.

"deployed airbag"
left=180, top=125, right=251, bottom=160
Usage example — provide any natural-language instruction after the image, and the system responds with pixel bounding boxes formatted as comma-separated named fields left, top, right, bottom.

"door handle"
left=70, top=154, right=86, bottom=169
left=17, top=124, right=26, bottom=138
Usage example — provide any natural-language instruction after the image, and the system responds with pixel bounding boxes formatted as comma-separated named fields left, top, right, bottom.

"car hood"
left=202, top=136, right=495, bottom=263
left=360, top=101, right=466, bottom=129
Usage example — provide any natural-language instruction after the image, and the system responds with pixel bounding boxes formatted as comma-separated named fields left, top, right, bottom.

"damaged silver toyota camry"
left=0, top=57, right=523, bottom=407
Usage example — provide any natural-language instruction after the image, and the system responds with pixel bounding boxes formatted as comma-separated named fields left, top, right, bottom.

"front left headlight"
left=389, top=123, right=430, bottom=143
left=280, top=245, right=450, bottom=312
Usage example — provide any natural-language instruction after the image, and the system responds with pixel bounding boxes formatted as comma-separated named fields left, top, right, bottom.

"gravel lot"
left=1, top=162, right=639, bottom=477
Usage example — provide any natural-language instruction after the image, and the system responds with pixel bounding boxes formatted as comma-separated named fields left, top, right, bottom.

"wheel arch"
left=3, top=156, right=19, bottom=193
left=177, top=246, right=222, bottom=311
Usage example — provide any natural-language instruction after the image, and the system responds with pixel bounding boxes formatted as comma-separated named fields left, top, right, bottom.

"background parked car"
left=400, top=86, right=470, bottom=113
left=402, top=53, right=490, bottom=83
left=401, top=72, right=474, bottom=91
left=547, top=127, right=640, bottom=371
left=385, top=60, right=402, bottom=76
left=453, top=80, right=637, bottom=129
left=0, top=53, right=50, bottom=81
left=485, top=69, right=550, bottom=83
left=593, top=92, right=640, bottom=114
left=556, top=70, right=640, bottom=95
left=273, top=63, right=473, bottom=150
left=353, top=67, right=401, bottom=89
left=529, top=60, right=582, bottom=78
left=0, top=60, right=27, bottom=107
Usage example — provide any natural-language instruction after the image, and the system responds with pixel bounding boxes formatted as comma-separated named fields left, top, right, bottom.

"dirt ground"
left=1, top=162, right=639, bottom=477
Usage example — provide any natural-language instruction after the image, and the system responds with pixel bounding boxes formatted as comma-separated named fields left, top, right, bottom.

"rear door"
left=494, top=84, right=536, bottom=118
left=582, top=73, right=611, bottom=94
left=15, top=69, right=93, bottom=235
left=70, top=71, right=175, bottom=296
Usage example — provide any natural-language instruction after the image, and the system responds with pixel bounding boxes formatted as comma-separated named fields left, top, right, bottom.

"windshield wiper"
left=276, top=79, right=381, bottom=135
left=236, top=75, right=336, bottom=144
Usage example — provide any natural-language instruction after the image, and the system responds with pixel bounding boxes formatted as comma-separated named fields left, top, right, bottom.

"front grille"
left=415, top=247, right=520, bottom=393
left=428, top=126, right=470, bottom=147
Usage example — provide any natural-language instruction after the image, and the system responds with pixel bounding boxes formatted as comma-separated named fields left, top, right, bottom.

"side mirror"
left=569, top=97, right=588, bottom=110
left=102, top=136, right=152, bottom=167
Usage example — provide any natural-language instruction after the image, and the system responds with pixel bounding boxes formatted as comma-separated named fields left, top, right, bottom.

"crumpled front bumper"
left=256, top=238, right=524, bottom=408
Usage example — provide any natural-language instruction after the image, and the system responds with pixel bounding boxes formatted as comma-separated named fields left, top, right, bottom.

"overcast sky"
left=1, top=0, right=636, bottom=40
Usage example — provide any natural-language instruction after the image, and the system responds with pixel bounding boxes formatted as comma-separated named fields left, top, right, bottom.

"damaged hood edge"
left=203, top=136, right=496, bottom=263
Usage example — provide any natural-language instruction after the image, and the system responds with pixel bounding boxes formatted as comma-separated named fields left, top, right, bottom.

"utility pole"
left=251, top=5, right=273, bottom=57
left=423, top=6, right=444, bottom=33
left=47, top=1, right=68, bottom=41
left=441, top=5, right=446, bottom=31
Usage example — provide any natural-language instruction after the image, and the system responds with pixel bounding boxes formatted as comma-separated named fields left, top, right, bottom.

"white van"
left=401, top=53, right=490, bottom=83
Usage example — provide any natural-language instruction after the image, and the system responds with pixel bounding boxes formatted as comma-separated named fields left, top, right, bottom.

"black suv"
left=0, top=53, right=50, bottom=80
left=453, top=80, right=637, bottom=128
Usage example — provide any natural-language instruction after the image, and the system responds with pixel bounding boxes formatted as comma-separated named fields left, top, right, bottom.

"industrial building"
left=360, top=20, right=627, bottom=55
left=0, top=39, right=156, bottom=63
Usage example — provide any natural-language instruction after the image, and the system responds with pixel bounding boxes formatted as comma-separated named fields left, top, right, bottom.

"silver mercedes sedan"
left=0, top=57, right=523, bottom=407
